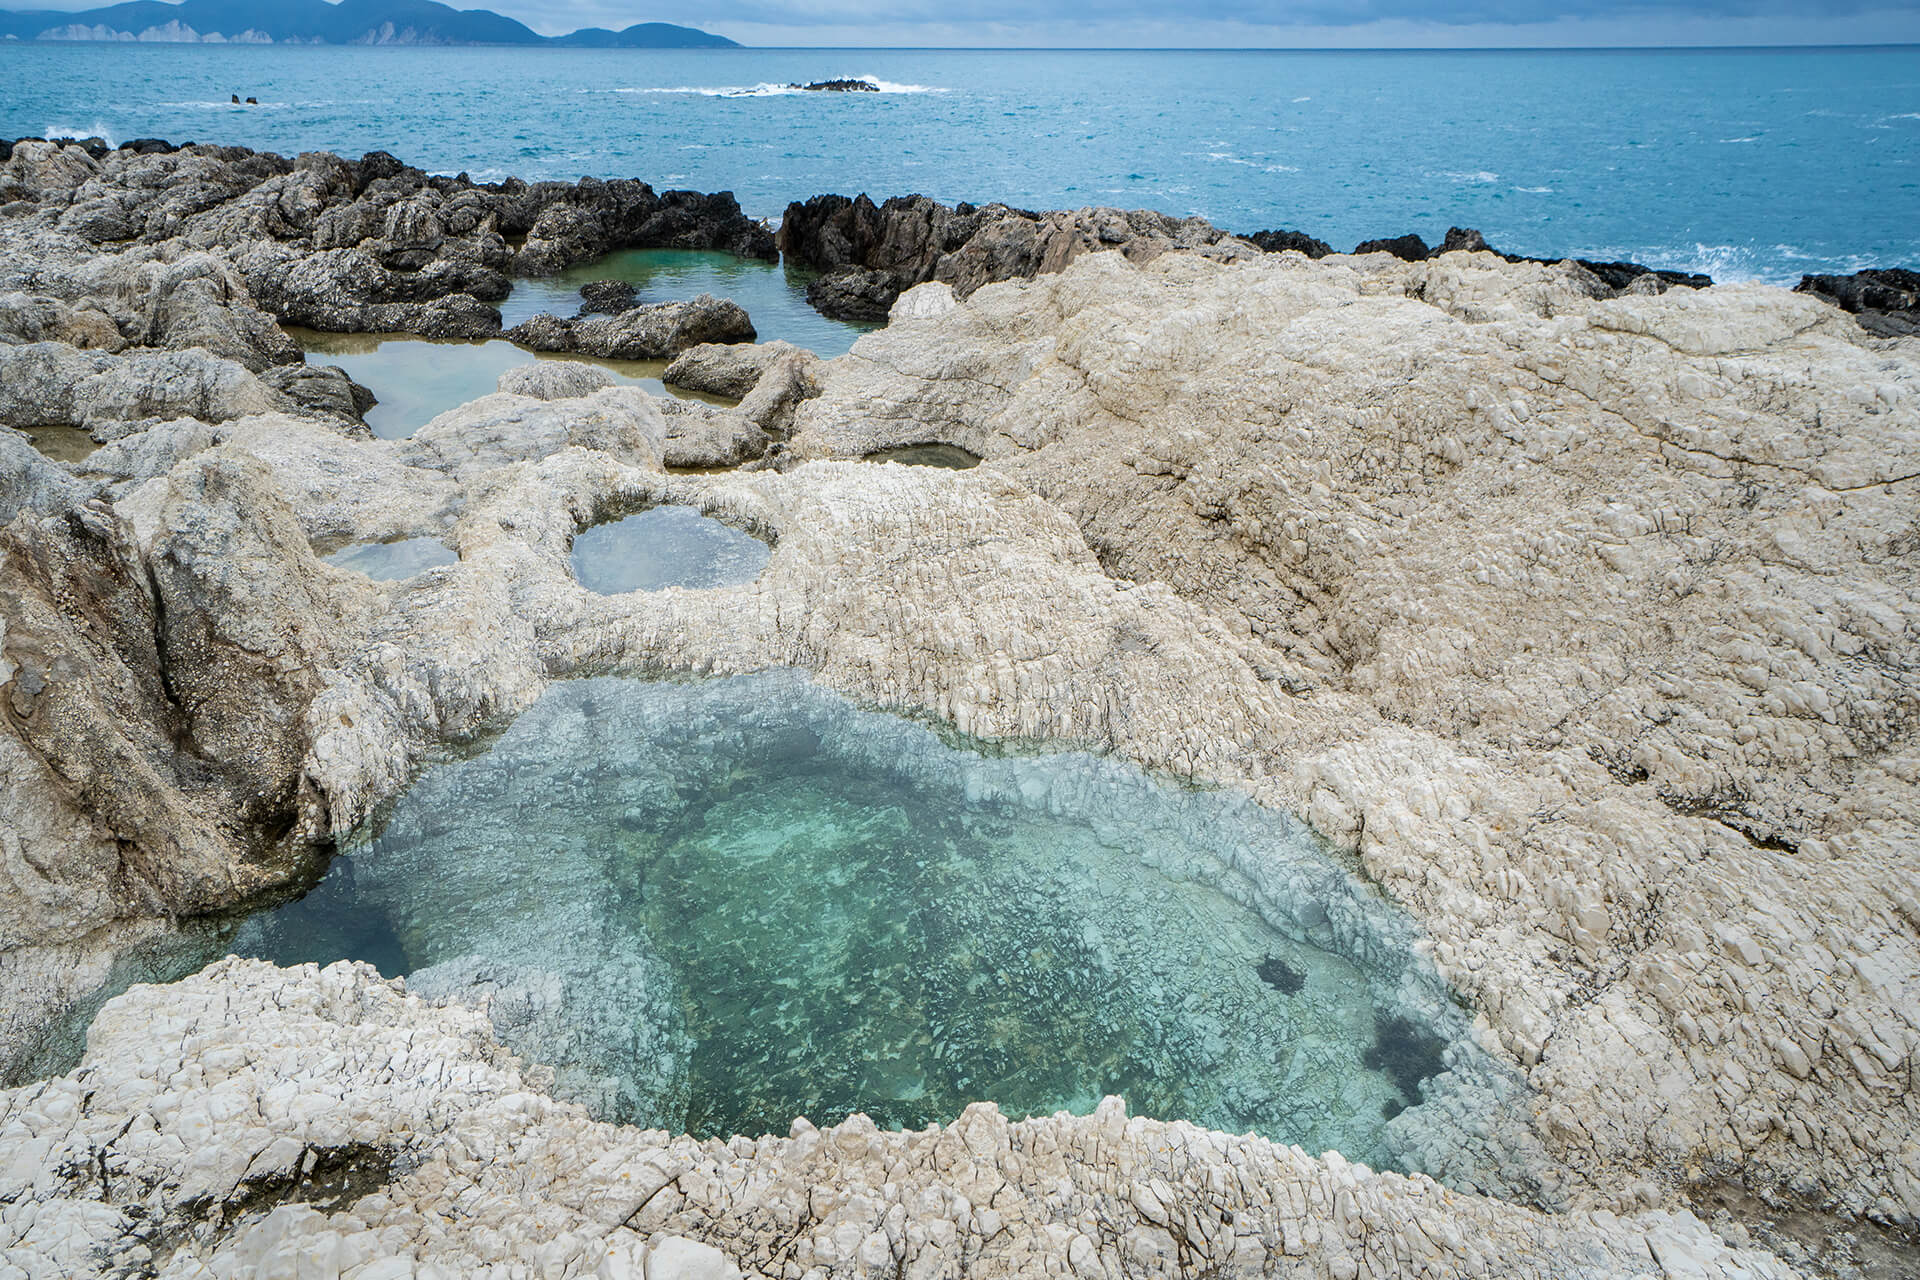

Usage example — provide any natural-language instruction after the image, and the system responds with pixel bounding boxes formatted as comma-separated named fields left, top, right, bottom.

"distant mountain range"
left=0, top=1, right=738, bottom=46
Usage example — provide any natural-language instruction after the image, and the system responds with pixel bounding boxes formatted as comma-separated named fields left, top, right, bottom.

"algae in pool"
left=232, top=673, right=1524, bottom=1181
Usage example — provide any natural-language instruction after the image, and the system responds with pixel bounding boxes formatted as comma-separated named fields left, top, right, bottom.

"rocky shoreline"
left=1, top=137, right=1917, bottom=1278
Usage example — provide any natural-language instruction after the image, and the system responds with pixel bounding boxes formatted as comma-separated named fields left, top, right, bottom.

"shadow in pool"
left=862, top=443, right=982, bottom=469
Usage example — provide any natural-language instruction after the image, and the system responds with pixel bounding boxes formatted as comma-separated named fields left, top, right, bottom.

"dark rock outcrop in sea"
left=777, top=193, right=1260, bottom=320
left=790, top=79, right=879, bottom=92
left=1245, top=228, right=1333, bottom=257
left=1795, top=267, right=1920, bottom=336
left=0, top=137, right=775, bottom=352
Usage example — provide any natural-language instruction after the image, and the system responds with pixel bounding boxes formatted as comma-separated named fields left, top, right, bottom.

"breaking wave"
left=611, top=77, right=945, bottom=98
left=42, top=121, right=118, bottom=146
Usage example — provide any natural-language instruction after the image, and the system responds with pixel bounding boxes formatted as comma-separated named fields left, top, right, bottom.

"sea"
left=2, top=43, right=1917, bottom=282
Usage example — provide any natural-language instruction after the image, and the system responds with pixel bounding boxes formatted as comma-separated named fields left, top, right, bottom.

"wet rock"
left=791, top=78, right=879, bottom=91
left=578, top=279, right=643, bottom=315
left=804, top=265, right=899, bottom=322
left=505, top=295, right=754, bottom=360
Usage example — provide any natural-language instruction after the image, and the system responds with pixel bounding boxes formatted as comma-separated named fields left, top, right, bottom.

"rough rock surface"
left=776, top=193, right=1262, bottom=319
left=0, top=138, right=775, bottom=353
left=505, top=294, right=756, bottom=359
left=0, top=960, right=1799, bottom=1279
left=1796, top=268, right=1920, bottom=337
left=787, top=251, right=1920, bottom=1228
left=657, top=398, right=773, bottom=468
left=4, top=181, right=1919, bottom=1274
left=664, top=339, right=811, bottom=399
left=496, top=360, right=619, bottom=401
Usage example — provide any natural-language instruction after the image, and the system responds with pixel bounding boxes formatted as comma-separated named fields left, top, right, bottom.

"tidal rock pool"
left=323, top=536, right=459, bottom=581
left=571, top=506, right=771, bottom=593
left=10, top=424, right=100, bottom=465
left=500, top=248, right=878, bottom=358
left=229, top=672, right=1533, bottom=1188
left=287, top=329, right=685, bottom=440
left=862, top=443, right=982, bottom=469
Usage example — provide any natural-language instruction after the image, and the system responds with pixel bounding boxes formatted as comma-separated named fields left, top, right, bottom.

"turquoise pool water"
left=229, top=672, right=1517, bottom=1176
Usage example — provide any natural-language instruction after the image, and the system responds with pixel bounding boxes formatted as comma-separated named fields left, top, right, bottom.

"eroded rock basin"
left=571, top=506, right=772, bottom=592
left=226, top=672, right=1527, bottom=1185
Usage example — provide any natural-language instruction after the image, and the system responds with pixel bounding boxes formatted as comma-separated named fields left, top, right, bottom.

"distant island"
left=0, top=0, right=738, bottom=46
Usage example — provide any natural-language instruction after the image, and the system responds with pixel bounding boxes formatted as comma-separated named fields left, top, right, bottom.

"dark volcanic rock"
left=1440, top=226, right=1492, bottom=255
left=791, top=79, right=878, bottom=92
left=1354, top=233, right=1433, bottom=262
left=777, top=192, right=1259, bottom=319
left=578, top=280, right=643, bottom=315
left=117, top=138, right=179, bottom=156
left=1796, top=268, right=1920, bottom=336
left=1246, top=228, right=1332, bottom=258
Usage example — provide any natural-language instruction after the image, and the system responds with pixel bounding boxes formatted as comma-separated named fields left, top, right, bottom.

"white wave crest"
left=615, top=76, right=944, bottom=98
left=1200, top=151, right=1299, bottom=173
left=43, top=121, right=118, bottom=146
left=1513, top=185, right=1553, bottom=194
left=1432, top=169, right=1499, bottom=183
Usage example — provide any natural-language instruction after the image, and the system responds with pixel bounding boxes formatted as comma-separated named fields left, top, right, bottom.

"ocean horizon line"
left=4, top=39, right=1918, bottom=52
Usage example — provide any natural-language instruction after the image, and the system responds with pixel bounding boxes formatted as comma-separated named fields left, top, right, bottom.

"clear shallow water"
left=571, top=506, right=771, bottom=593
left=324, top=536, right=458, bottom=580
left=291, top=249, right=866, bottom=438
left=226, top=672, right=1518, bottom=1174
left=5, top=44, right=1917, bottom=280
left=501, top=247, right=875, bottom=356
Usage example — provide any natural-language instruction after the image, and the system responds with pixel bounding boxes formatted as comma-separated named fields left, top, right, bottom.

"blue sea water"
left=3, top=44, right=1917, bottom=280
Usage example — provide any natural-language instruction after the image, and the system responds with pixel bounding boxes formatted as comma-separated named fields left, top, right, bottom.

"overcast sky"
left=18, top=0, right=1920, bottom=46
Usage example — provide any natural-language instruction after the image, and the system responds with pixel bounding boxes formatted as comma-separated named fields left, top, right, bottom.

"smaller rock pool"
left=571, top=507, right=771, bottom=593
